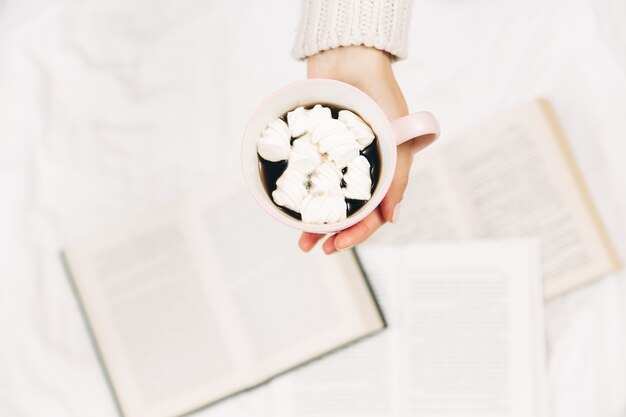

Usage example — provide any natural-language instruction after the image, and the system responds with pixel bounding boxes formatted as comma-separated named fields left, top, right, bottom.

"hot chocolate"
left=257, top=104, right=381, bottom=224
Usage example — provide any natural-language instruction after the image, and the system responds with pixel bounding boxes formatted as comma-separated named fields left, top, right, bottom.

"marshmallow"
left=287, top=105, right=332, bottom=138
left=310, top=161, right=342, bottom=194
left=261, top=105, right=377, bottom=224
left=342, top=155, right=372, bottom=200
left=308, top=104, right=333, bottom=129
left=339, top=110, right=376, bottom=149
left=257, top=119, right=291, bottom=162
left=310, top=118, right=347, bottom=144
left=300, top=193, right=347, bottom=224
left=289, top=134, right=321, bottom=175
left=272, top=167, right=309, bottom=212
left=311, top=119, right=360, bottom=168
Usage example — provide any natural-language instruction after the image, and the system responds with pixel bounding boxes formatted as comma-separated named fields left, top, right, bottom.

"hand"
left=299, top=46, right=416, bottom=255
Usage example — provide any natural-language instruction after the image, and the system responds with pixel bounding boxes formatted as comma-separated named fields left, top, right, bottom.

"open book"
left=62, top=190, right=384, bottom=417
left=270, top=240, right=548, bottom=417
left=370, top=100, right=620, bottom=298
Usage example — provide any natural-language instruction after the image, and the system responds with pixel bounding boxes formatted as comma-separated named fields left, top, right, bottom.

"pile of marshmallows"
left=257, top=105, right=376, bottom=224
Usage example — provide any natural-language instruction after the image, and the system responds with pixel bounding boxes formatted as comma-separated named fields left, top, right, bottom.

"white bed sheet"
left=1, top=0, right=625, bottom=416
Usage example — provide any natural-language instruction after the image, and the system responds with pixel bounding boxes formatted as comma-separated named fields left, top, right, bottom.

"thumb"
left=380, top=142, right=413, bottom=223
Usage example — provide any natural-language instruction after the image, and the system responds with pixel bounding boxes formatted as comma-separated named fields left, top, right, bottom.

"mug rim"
left=241, top=79, right=397, bottom=234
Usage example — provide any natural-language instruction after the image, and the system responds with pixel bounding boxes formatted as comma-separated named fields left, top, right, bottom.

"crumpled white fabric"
left=2, top=1, right=626, bottom=417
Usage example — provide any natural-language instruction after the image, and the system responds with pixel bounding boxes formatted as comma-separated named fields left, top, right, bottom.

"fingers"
left=299, top=232, right=325, bottom=252
left=331, top=208, right=386, bottom=253
left=299, top=232, right=340, bottom=255
left=322, top=234, right=338, bottom=254
left=380, top=142, right=413, bottom=223
left=299, top=142, right=416, bottom=253
left=299, top=208, right=386, bottom=255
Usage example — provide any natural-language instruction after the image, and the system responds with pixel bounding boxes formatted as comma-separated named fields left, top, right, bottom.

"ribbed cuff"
left=292, top=0, right=412, bottom=61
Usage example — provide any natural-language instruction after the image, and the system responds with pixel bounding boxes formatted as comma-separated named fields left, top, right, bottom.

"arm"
left=293, top=0, right=415, bottom=254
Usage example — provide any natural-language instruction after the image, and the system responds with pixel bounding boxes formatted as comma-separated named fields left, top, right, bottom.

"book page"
left=369, top=149, right=474, bottom=244
left=442, top=100, right=619, bottom=297
left=369, top=100, right=619, bottom=298
left=269, top=255, right=403, bottom=417
left=63, top=190, right=383, bottom=417
left=192, top=191, right=384, bottom=382
left=64, top=204, right=249, bottom=417
left=270, top=240, right=547, bottom=417
left=396, top=241, right=546, bottom=417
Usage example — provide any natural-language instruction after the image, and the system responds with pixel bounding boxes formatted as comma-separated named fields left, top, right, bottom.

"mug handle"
left=391, top=111, right=440, bottom=152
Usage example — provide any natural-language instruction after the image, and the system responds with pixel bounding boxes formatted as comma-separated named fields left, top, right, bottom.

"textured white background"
left=1, top=0, right=625, bottom=416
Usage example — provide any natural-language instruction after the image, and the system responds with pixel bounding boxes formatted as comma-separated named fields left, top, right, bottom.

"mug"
left=241, top=79, right=440, bottom=234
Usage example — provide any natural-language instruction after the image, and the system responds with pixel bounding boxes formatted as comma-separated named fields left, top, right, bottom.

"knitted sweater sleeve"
left=292, top=0, right=413, bottom=61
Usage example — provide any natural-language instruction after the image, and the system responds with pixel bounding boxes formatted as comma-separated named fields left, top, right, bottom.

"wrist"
left=307, top=46, right=393, bottom=80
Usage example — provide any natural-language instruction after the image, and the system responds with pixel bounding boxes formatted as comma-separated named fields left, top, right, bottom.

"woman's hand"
left=299, top=45, right=415, bottom=254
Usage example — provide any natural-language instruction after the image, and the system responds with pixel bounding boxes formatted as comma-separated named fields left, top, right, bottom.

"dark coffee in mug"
left=257, top=103, right=381, bottom=221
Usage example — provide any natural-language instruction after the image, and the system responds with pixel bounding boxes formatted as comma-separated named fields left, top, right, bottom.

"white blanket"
left=1, top=0, right=625, bottom=416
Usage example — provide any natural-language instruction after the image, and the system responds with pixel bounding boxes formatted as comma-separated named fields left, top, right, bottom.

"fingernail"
left=392, top=203, right=401, bottom=223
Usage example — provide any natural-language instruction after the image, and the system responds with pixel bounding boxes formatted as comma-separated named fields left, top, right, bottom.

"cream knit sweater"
left=292, top=0, right=413, bottom=60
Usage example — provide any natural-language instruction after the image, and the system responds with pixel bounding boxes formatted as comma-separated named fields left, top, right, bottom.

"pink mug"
left=241, top=79, right=440, bottom=234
